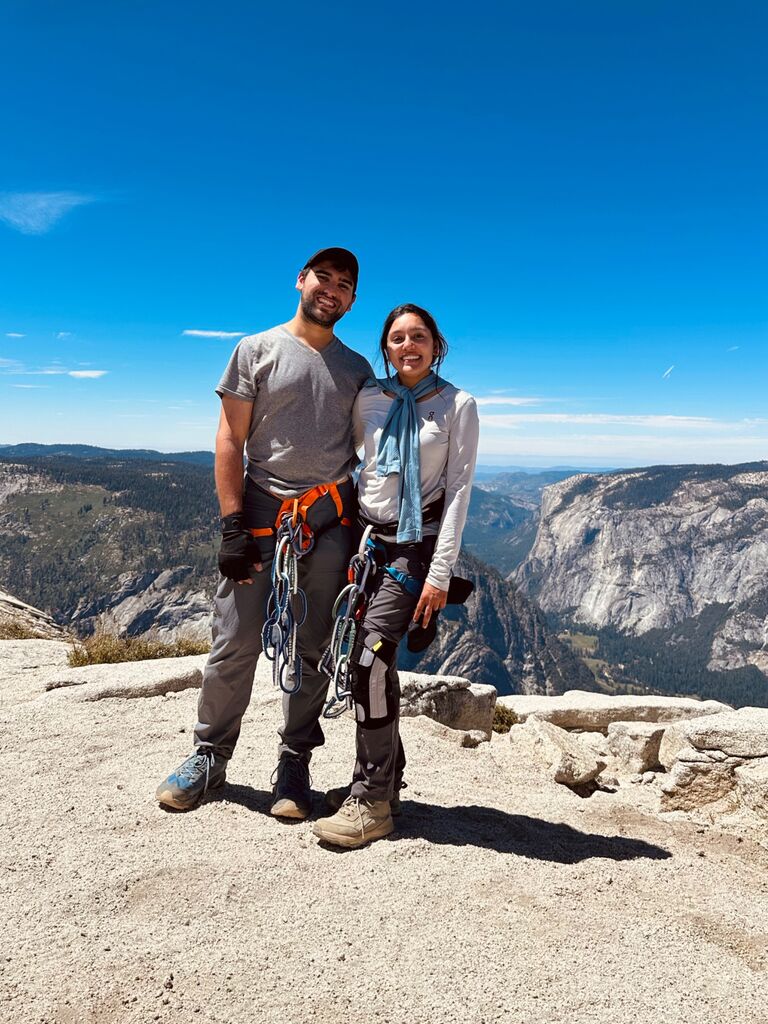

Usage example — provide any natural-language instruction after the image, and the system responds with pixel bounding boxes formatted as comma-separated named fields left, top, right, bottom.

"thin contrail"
left=662, top=365, right=675, bottom=379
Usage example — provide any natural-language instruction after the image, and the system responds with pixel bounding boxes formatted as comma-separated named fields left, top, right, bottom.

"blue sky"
left=1, top=1, right=766, bottom=467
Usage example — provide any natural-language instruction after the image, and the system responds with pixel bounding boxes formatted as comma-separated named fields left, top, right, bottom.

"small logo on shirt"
left=427, top=410, right=435, bottom=421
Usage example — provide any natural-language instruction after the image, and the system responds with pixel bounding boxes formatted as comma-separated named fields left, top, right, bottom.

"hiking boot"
left=313, top=796, right=394, bottom=848
left=155, top=748, right=227, bottom=810
left=325, top=785, right=402, bottom=817
left=270, top=755, right=312, bottom=819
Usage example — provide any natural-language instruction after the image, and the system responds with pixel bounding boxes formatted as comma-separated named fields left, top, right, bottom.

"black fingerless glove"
left=218, top=513, right=262, bottom=581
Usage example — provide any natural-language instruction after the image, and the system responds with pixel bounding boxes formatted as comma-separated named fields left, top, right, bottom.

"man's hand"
left=218, top=516, right=263, bottom=584
left=413, top=581, right=448, bottom=628
left=215, top=399, right=261, bottom=583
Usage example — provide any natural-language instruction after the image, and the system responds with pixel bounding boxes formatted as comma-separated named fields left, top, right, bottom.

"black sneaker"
left=155, top=748, right=227, bottom=810
left=270, top=755, right=312, bottom=819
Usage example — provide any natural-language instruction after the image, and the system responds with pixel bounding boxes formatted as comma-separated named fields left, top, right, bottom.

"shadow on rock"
left=396, top=801, right=672, bottom=863
left=214, top=782, right=331, bottom=822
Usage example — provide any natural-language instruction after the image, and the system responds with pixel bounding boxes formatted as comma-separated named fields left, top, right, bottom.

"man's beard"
left=300, top=293, right=345, bottom=328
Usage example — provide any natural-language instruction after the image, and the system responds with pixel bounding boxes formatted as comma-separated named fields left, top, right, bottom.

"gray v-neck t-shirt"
left=216, top=325, right=374, bottom=498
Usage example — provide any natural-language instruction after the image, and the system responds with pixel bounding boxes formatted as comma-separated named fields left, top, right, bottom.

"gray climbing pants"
left=350, top=535, right=436, bottom=802
left=193, top=479, right=354, bottom=761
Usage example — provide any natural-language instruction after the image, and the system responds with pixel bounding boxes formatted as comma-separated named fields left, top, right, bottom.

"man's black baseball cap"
left=302, top=247, right=359, bottom=290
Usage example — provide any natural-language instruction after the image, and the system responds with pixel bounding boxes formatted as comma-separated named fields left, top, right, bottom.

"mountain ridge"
left=516, top=461, right=768, bottom=705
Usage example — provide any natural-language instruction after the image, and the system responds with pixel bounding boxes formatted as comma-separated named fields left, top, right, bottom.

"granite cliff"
left=516, top=462, right=768, bottom=684
left=402, top=551, right=596, bottom=696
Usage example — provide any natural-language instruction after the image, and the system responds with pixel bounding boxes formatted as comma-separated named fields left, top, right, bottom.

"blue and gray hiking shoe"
left=155, top=748, right=227, bottom=810
left=270, top=755, right=312, bottom=820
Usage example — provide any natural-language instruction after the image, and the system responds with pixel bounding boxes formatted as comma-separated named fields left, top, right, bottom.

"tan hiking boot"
left=325, top=785, right=402, bottom=817
left=313, top=797, right=394, bottom=848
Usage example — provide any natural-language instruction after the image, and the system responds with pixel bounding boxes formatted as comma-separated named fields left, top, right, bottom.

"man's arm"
left=215, top=395, right=254, bottom=515
left=214, top=395, right=262, bottom=582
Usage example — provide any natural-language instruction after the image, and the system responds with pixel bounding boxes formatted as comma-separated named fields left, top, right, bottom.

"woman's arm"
left=425, top=392, right=480, bottom=591
left=412, top=392, right=479, bottom=626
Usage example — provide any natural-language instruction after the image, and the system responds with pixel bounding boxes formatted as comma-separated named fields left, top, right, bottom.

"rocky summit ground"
left=3, top=641, right=768, bottom=1024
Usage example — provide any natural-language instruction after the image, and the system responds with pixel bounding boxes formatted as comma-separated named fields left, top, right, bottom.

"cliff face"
left=401, top=552, right=596, bottom=697
left=70, top=566, right=212, bottom=641
left=515, top=463, right=768, bottom=676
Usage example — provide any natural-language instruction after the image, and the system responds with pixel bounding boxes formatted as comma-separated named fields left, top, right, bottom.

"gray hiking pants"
left=194, top=479, right=354, bottom=761
left=350, top=535, right=436, bottom=802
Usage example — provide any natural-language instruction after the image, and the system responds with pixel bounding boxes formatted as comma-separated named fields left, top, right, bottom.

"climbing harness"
left=319, top=525, right=379, bottom=718
left=319, top=498, right=445, bottom=718
left=357, top=493, right=445, bottom=543
left=259, top=483, right=349, bottom=694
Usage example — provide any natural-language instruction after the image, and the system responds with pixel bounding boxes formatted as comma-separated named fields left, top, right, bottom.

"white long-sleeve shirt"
left=353, top=382, right=479, bottom=591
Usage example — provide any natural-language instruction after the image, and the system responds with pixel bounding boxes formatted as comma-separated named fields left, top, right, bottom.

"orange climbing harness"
left=249, top=481, right=350, bottom=550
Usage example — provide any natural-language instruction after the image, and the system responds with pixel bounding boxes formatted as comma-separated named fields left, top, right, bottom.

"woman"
left=312, top=303, right=479, bottom=848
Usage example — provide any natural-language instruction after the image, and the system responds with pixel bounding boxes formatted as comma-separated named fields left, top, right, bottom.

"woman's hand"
left=413, top=581, right=448, bottom=628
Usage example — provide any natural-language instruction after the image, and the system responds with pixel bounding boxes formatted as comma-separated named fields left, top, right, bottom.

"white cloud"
left=662, top=365, right=675, bottom=379
left=182, top=329, right=246, bottom=339
left=727, top=345, right=740, bottom=352
left=68, top=370, right=108, bottom=378
left=12, top=384, right=49, bottom=389
left=477, top=409, right=768, bottom=465
left=477, top=430, right=768, bottom=462
left=479, top=413, right=724, bottom=430
left=5, top=332, right=25, bottom=338
left=56, top=331, right=74, bottom=340
left=475, top=395, right=553, bottom=407
left=0, top=192, right=95, bottom=235
left=0, top=357, right=24, bottom=373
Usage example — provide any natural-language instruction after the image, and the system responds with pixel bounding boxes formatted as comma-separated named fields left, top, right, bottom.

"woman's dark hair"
left=379, top=303, right=449, bottom=378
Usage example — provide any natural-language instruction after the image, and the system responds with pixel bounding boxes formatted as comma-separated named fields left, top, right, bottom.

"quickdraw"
left=260, top=483, right=348, bottom=695
left=319, top=525, right=378, bottom=718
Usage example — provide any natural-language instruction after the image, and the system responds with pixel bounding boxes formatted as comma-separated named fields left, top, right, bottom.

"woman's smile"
left=386, top=313, right=437, bottom=386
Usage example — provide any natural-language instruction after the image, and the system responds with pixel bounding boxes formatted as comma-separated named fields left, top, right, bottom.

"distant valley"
left=0, top=448, right=588, bottom=697
left=2, top=446, right=766, bottom=707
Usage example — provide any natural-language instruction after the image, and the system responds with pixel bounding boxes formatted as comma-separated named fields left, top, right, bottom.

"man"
left=156, top=247, right=373, bottom=818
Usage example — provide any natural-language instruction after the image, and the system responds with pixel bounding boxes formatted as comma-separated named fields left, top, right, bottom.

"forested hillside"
left=0, top=455, right=218, bottom=618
